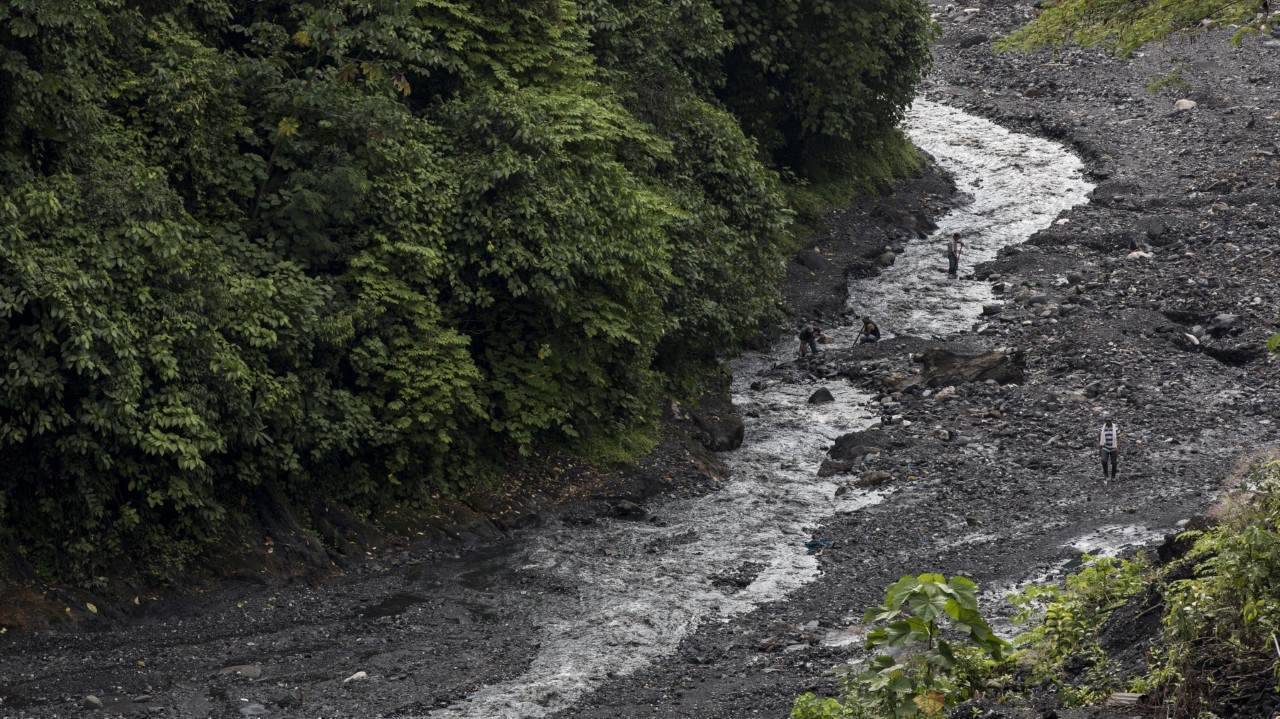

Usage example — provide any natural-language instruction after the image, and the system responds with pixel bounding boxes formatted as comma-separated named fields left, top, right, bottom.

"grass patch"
left=996, top=0, right=1270, bottom=56
left=571, top=419, right=662, bottom=467
left=1145, top=66, right=1192, bottom=94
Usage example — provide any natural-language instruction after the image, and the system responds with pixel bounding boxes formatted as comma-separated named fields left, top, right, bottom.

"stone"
left=876, top=251, right=896, bottom=268
left=903, top=348, right=1026, bottom=388
left=343, top=671, right=369, bottom=683
left=1174, top=98, right=1198, bottom=111
left=1135, top=216, right=1168, bottom=240
left=828, top=430, right=887, bottom=462
left=856, top=470, right=893, bottom=487
left=239, top=703, right=268, bottom=717
left=819, top=459, right=855, bottom=478
left=794, top=248, right=830, bottom=272
left=981, top=302, right=1003, bottom=316
left=808, top=387, right=835, bottom=404
left=83, top=696, right=104, bottom=710
left=934, top=386, right=958, bottom=402
left=219, top=664, right=263, bottom=680
left=691, top=406, right=745, bottom=452
left=1210, top=313, right=1238, bottom=333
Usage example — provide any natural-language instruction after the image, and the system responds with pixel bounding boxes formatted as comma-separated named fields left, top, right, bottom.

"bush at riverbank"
left=0, top=0, right=934, bottom=585
left=789, top=459, right=1280, bottom=719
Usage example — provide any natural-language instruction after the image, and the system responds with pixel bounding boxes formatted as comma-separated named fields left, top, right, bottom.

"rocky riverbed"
left=2, top=1, right=1279, bottom=718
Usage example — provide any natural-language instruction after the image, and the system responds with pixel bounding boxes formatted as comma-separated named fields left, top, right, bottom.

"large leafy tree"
left=714, top=0, right=935, bottom=176
left=0, top=0, right=932, bottom=581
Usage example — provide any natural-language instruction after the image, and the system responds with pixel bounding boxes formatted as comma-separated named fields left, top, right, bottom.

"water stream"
left=423, top=99, right=1093, bottom=719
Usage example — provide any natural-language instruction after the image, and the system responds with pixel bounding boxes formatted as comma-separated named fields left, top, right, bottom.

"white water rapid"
left=424, top=99, right=1093, bottom=719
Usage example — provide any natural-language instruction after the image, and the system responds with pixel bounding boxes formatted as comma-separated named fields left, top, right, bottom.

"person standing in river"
left=946, top=232, right=965, bottom=278
left=1098, top=413, right=1119, bottom=480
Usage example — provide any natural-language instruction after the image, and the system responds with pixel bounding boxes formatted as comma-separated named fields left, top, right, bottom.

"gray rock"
left=902, top=348, right=1026, bottom=388
left=876, top=251, right=896, bottom=268
left=691, top=408, right=744, bottom=452
left=818, top=459, right=855, bottom=478
left=83, top=695, right=104, bottom=710
left=857, top=470, right=893, bottom=487
left=808, top=387, right=835, bottom=404
left=239, top=703, right=268, bottom=717
left=1210, top=313, right=1238, bottom=332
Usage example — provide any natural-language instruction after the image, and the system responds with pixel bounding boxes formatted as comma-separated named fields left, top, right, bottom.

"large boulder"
left=692, top=410, right=744, bottom=451
left=808, top=387, right=835, bottom=404
left=904, top=348, right=1025, bottom=388
left=828, top=430, right=887, bottom=462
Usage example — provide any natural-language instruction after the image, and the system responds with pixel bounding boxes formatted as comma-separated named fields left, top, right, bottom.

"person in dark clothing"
left=798, top=323, right=822, bottom=357
left=859, top=317, right=881, bottom=344
left=946, top=232, right=965, bottom=277
left=1098, top=414, right=1119, bottom=480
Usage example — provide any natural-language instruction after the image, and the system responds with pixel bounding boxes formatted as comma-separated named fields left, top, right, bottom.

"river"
left=424, top=99, right=1093, bottom=719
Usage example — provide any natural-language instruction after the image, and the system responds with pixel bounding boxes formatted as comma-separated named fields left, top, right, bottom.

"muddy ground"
left=2, top=1, right=1279, bottom=717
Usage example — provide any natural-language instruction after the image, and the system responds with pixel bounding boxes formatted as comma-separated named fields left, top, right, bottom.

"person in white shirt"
left=1098, top=414, right=1119, bottom=480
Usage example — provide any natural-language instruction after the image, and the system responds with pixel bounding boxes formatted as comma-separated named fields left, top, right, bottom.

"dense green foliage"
left=791, top=574, right=1008, bottom=719
left=997, top=0, right=1271, bottom=56
left=961, top=461, right=1280, bottom=717
left=715, top=0, right=934, bottom=178
left=1139, top=459, right=1280, bottom=716
left=0, top=0, right=933, bottom=581
left=1010, top=554, right=1148, bottom=705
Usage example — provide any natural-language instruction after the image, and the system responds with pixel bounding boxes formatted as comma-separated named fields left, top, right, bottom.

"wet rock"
left=808, top=387, right=835, bottom=404
left=876, top=251, right=896, bottom=268
left=857, top=470, right=893, bottom=487
left=982, top=302, right=1004, bottom=316
left=691, top=407, right=744, bottom=452
left=794, top=248, right=831, bottom=272
left=818, top=459, right=855, bottom=478
left=828, top=430, right=886, bottom=461
left=83, top=695, right=104, bottom=710
left=904, top=348, right=1026, bottom=388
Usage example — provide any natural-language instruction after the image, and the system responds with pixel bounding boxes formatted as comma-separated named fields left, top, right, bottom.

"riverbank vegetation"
left=997, top=0, right=1273, bottom=56
left=0, top=0, right=934, bottom=584
left=791, top=459, right=1280, bottom=719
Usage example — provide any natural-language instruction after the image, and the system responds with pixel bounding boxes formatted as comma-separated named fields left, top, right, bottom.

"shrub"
left=792, top=574, right=1009, bottom=719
